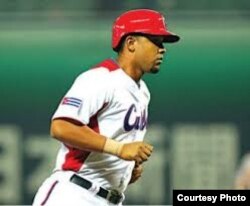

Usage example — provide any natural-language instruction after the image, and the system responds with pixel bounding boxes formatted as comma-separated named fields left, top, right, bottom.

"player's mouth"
left=155, top=57, right=163, bottom=66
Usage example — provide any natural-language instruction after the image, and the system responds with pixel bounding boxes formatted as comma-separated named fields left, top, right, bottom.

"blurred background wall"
left=0, top=0, right=249, bottom=205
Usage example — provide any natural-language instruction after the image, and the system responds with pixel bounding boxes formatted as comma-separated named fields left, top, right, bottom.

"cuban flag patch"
left=61, top=97, right=82, bottom=108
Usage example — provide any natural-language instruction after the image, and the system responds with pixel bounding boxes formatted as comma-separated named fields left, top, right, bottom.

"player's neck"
left=116, top=55, right=143, bottom=83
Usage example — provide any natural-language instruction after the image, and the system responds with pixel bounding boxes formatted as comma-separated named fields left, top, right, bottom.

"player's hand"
left=129, top=164, right=143, bottom=184
left=118, top=141, right=153, bottom=165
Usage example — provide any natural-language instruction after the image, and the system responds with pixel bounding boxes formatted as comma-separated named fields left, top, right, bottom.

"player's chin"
left=150, top=65, right=160, bottom=74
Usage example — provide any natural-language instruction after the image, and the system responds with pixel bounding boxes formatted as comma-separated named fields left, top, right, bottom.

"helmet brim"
left=162, top=32, right=180, bottom=43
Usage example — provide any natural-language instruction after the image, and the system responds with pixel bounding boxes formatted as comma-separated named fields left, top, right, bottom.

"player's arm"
left=51, top=118, right=153, bottom=165
left=129, top=164, right=143, bottom=184
left=51, top=118, right=106, bottom=152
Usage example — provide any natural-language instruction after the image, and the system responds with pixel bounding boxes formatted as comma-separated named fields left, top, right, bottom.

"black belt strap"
left=69, top=174, right=122, bottom=204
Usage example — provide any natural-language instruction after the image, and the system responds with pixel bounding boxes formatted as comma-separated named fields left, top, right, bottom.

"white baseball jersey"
left=52, top=58, right=150, bottom=192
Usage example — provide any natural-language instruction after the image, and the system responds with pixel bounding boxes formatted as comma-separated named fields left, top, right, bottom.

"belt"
left=70, top=174, right=123, bottom=204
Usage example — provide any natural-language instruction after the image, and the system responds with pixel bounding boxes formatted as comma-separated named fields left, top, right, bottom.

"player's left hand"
left=129, top=164, right=143, bottom=184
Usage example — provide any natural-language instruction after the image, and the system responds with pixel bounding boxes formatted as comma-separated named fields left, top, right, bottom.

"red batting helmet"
left=112, top=9, right=180, bottom=51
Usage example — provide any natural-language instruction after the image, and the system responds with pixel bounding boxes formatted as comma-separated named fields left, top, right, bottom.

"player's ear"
left=125, top=35, right=136, bottom=53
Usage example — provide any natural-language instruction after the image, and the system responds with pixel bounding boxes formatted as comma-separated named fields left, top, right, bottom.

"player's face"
left=134, top=35, right=166, bottom=74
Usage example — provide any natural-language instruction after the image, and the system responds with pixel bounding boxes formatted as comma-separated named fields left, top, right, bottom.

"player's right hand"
left=118, top=142, right=153, bottom=165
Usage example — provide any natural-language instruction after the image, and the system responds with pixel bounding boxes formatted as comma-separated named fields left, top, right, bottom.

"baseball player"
left=32, top=9, right=180, bottom=206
